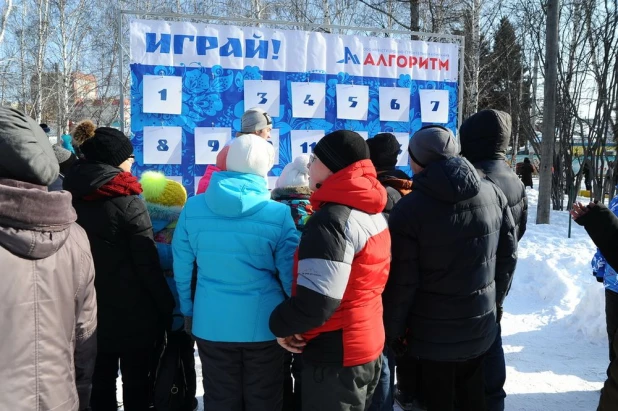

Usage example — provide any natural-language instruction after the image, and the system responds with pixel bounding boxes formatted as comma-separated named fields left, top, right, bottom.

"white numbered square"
left=419, top=89, right=449, bottom=124
left=244, top=80, right=280, bottom=117
left=142, top=75, right=183, bottom=115
left=194, top=127, right=232, bottom=165
left=379, top=87, right=411, bottom=122
left=291, top=82, right=326, bottom=118
left=269, top=129, right=280, bottom=165
left=290, top=130, right=325, bottom=162
left=336, top=84, right=369, bottom=120
left=168, top=176, right=183, bottom=185
left=143, top=126, right=182, bottom=164
left=356, top=131, right=369, bottom=140
left=267, top=176, right=279, bottom=190
left=393, top=133, right=410, bottom=167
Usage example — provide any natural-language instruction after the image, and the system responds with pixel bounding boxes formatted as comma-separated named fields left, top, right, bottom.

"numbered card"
left=194, top=177, right=203, bottom=195
left=290, top=130, right=324, bottom=162
left=194, top=127, right=232, bottom=165
left=336, top=84, right=369, bottom=120
left=244, top=80, right=281, bottom=117
left=267, top=176, right=279, bottom=190
left=143, top=126, right=182, bottom=164
left=419, top=89, right=449, bottom=124
left=269, top=129, right=280, bottom=165
left=142, top=75, right=183, bottom=115
left=291, top=82, right=326, bottom=118
left=393, top=132, right=411, bottom=167
left=168, top=176, right=184, bottom=185
left=379, top=87, right=411, bottom=122
left=356, top=131, right=369, bottom=140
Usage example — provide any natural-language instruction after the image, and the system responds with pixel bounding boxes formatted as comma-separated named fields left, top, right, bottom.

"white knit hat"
left=226, top=134, right=275, bottom=177
left=276, top=155, right=310, bottom=188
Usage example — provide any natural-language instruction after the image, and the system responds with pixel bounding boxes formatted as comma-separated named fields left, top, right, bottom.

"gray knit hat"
left=241, top=107, right=272, bottom=133
left=408, top=126, right=459, bottom=168
left=52, top=144, right=72, bottom=164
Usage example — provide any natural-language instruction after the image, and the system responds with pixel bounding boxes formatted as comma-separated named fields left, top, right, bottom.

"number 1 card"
left=419, top=89, right=449, bottom=124
left=142, top=75, right=183, bottom=115
left=291, top=82, right=326, bottom=118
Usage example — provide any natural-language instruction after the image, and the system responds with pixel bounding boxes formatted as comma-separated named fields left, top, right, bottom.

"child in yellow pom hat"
left=139, top=171, right=197, bottom=411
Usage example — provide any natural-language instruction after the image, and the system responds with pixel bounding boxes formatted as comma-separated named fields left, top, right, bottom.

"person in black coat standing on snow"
left=460, top=109, right=528, bottom=411
left=383, top=125, right=518, bottom=411
left=64, top=120, right=174, bottom=411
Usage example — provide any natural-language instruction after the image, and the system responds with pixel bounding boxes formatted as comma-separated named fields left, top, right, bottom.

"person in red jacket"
left=269, top=130, right=391, bottom=411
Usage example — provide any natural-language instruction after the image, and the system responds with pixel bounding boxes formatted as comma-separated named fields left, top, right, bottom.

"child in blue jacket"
left=173, top=134, right=299, bottom=411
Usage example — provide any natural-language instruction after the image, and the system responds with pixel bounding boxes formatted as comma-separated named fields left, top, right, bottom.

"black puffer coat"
left=460, top=109, right=528, bottom=241
left=64, top=162, right=174, bottom=352
left=383, top=157, right=518, bottom=361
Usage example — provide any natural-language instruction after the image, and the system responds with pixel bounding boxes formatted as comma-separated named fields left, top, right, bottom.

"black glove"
left=386, top=335, right=407, bottom=358
left=593, top=272, right=604, bottom=283
left=496, top=305, right=504, bottom=324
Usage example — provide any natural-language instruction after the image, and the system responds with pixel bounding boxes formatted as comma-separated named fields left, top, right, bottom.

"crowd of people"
left=0, top=104, right=615, bottom=411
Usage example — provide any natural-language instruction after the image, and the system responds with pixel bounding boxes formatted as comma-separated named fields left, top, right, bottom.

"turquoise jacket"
left=172, top=171, right=299, bottom=342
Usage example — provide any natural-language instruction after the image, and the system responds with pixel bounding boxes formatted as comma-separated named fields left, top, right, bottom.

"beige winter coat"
left=0, top=179, right=97, bottom=411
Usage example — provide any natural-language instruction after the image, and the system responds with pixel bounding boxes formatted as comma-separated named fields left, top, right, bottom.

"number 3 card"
left=419, top=89, right=449, bottom=124
left=336, top=84, right=369, bottom=120
left=142, top=75, right=183, bottom=115
left=244, top=80, right=281, bottom=117
left=379, top=87, right=410, bottom=122
left=194, top=127, right=232, bottom=165
left=291, top=82, right=326, bottom=118
left=143, top=126, right=182, bottom=164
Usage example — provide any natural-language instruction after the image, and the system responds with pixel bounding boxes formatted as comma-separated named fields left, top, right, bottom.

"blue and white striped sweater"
left=591, top=193, right=618, bottom=294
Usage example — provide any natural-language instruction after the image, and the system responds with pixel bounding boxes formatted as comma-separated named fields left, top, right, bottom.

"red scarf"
left=83, top=172, right=143, bottom=201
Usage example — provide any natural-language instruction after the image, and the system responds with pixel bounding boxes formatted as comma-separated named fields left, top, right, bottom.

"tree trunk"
left=410, top=0, right=419, bottom=39
left=466, top=0, right=481, bottom=118
left=536, top=0, right=560, bottom=224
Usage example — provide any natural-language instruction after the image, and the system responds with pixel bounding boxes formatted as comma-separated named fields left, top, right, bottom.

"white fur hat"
left=226, top=134, right=275, bottom=177
left=276, top=154, right=310, bottom=188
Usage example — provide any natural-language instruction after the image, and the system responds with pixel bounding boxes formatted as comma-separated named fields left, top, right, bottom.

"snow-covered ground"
left=119, top=181, right=610, bottom=411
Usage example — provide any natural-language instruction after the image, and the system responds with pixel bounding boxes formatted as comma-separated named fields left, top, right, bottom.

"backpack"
left=153, top=330, right=196, bottom=411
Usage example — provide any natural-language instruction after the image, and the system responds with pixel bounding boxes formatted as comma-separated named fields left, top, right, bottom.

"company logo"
left=337, top=47, right=361, bottom=65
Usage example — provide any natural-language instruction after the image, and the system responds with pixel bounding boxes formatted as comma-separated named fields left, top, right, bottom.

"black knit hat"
left=73, top=120, right=133, bottom=167
left=367, top=133, right=401, bottom=169
left=314, top=130, right=370, bottom=173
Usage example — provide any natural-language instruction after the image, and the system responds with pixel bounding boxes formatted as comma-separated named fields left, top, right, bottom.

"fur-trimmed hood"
left=145, top=201, right=183, bottom=233
left=270, top=185, right=312, bottom=201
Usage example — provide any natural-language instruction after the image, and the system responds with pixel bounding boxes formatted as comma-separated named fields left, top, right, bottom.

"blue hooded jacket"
left=172, top=171, right=299, bottom=342
left=591, top=192, right=618, bottom=294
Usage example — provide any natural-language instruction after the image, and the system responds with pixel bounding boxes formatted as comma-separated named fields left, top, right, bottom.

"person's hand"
left=386, top=335, right=407, bottom=358
left=184, top=316, right=193, bottom=335
left=570, top=202, right=596, bottom=220
left=496, top=305, right=504, bottom=324
left=277, top=334, right=306, bottom=354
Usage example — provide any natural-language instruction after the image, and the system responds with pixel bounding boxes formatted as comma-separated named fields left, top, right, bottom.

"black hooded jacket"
left=383, top=157, right=518, bottom=361
left=460, top=109, right=528, bottom=241
left=64, top=161, right=174, bottom=352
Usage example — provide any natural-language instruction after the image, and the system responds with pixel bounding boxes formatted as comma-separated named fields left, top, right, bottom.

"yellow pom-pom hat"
left=139, top=171, right=187, bottom=207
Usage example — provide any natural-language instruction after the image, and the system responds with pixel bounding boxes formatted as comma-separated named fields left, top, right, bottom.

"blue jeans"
left=483, top=324, right=506, bottom=411
left=367, top=347, right=395, bottom=411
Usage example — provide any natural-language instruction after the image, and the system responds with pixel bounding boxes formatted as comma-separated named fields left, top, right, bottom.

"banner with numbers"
left=130, top=19, right=460, bottom=193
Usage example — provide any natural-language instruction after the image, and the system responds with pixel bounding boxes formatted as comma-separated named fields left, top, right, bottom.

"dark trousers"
left=302, top=356, right=382, bottom=411
left=368, top=348, right=395, bottom=411
left=396, top=355, right=422, bottom=400
left=283, top=353, right=303, bottom=411
left=196, top=338, right=284, bottom=411
left=483, top=324, right=507, bottom=411
left=90, top=348, right=154, bottom=411
left=599, top=290, right=618, bottom=410
left=419, top=355, right=487, bottom=411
